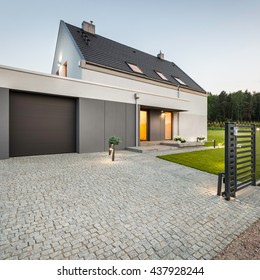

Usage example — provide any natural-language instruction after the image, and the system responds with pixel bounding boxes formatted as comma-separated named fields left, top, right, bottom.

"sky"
left=0, top=0, right=260, bottom=94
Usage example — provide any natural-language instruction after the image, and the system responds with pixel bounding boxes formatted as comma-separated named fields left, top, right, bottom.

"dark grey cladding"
left=0, top=88, right=9, bottom=159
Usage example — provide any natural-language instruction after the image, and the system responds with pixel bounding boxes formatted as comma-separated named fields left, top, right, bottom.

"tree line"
left=208, top=90, right=260, bottom=122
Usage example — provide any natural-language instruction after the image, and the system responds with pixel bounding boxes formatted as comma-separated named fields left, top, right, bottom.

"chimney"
left=157, top=50, right=164, bottom=60
left=82, top=20, right=95, bottom=34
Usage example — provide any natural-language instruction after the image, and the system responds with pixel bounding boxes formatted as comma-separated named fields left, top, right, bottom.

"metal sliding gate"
left=218, top=122, right=256, bottom=200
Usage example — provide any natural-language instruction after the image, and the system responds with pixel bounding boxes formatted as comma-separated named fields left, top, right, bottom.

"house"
left=0, top=20, right=207, bottom=160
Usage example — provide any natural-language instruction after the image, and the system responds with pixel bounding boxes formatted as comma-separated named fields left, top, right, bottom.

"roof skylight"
left=126, top=62, right=143, bottom=74
left=155, top=71, right=168, bottom=81
left=173, top=76, right=186, bottom=85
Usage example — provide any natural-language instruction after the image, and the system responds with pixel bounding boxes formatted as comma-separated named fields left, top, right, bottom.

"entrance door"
left=140, top=110, right=148, bottom=141
left=165, top=112, right=172, bottom=140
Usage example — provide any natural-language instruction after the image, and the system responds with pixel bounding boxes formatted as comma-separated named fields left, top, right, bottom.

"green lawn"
left=158, top=129, right=260, bottom=179
left=205, top=129, right=224, bottom=147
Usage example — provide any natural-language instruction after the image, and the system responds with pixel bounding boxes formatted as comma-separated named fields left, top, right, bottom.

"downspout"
left=177, top=85, right=180, bottom=98
left=134, top=93, right=140, bottom=147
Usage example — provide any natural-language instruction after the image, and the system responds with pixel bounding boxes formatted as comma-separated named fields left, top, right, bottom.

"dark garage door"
left=10, top=91, right=76, bottom=157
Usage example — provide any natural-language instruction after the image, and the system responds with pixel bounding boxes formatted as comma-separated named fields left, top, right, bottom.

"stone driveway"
left=1, top=149, right=260, bottom=260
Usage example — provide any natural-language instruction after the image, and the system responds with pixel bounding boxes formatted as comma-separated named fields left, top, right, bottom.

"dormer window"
left=155, top=71, right=168, bottom=81
left=173, top=76, right=186, bottom=85
left=126, top=62, right=143, bottom=74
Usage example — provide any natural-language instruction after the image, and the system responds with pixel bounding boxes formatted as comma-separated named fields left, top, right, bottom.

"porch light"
left=161, top=110, right=166, bottom=117
left=257, top=127, right=260, bottom=131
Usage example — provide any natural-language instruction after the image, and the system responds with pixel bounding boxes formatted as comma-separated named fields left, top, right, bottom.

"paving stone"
left=127, top=250, right=139, bottom=259
left=1, top=151, right=260, bottom=260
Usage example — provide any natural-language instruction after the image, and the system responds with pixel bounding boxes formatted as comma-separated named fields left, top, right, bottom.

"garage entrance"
left=10, top=91, right=76, bottom=157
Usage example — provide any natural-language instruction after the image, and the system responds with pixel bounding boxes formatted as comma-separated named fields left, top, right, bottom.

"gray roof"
left=65, top=22, right=206, bottom=93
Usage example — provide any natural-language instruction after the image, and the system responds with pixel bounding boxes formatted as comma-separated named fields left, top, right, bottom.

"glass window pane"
left=126, top=63, right=143, bottom=74
left=155, top=71, right=168, bottom=80
left=140, top=111, right=147, bottom=141
left=173, top=77, right=186, bottom=85
left=165, top=112, right=172, bottom=140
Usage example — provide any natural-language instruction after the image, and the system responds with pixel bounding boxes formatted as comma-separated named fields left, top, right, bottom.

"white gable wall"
left=51, top=21, right=83, bottom=79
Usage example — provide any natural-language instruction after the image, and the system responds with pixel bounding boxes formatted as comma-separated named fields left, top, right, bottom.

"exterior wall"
left=0, top=64, right=207, bottom=152
left=0, top=88, right=9, bottom=159
left=173, top=112, right=179, bottom=136
left=105, top=102, right=126, bottom=150
left=178, top=92, right=208, bottom=141
left=0, top=66, right=137, bottom=104
left=78, top=98, right=105, bottom=153
left=82, top=67, right=207, bottom=141
left=78, top=98, right=135, bottom=153
left=0, top=67, right=136, bottom=158
left=178, top=114, right=207, bottom=141
left=51, top=21, right=83, bottom=79
left=125, top=104, right=136, bottom=147
left=82, top=68, right=190, bottom=111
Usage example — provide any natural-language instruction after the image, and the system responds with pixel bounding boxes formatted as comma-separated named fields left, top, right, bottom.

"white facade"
left=50, top=21, right=207, bottom=142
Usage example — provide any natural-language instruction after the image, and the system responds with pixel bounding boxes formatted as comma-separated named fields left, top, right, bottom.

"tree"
left=252, top=93, right=260, bottom=121
left=207, top=90, right=260, bottom=123
left=218, top=91, right=229, bottom=121
left=241, top=90, right=253, bottom=121
left=208, top=93, right=219, bottom=121
left=230, top=91, right=246, bottom=121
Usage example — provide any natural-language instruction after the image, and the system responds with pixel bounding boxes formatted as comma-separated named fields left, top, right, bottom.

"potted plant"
left=108, top=136, right=122, bottom=161
left=197, top=136, right=205, bottom=142
left=174, top=136, right=186, bottom=144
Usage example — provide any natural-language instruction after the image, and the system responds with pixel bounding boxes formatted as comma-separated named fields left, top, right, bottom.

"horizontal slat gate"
left=221, top=122, right=256, bottom=200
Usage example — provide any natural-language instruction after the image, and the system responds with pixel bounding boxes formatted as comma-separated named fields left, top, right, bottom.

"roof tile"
left=65, top=22, right=205, bottom=93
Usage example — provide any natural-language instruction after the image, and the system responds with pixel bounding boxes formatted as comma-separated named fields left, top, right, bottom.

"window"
left=57, top=61, right=68, bottom=77
left=155, top=71, right=168, bottom=81
left=140, top=110, right=148, bottom=141
left=126, top=62, right=143, bottom=74
left=165, top=112, right=172, bottom=140
left=173, top=76, right=186, bottom=85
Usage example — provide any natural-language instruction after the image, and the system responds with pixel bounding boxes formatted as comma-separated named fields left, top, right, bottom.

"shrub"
left=197, top=136, right=205, bottom=141
left=174, top=136, right=186, bottom=143
left=108, top=136, right=122, bottom=145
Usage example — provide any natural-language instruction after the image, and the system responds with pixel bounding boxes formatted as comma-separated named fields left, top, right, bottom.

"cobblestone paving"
left=1, top=150, right=260, bottom=260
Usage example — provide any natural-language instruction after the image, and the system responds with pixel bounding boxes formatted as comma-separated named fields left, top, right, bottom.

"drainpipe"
left=177, top=85, right=180, bottom=98
left=134, top=93, right=140, bottom=147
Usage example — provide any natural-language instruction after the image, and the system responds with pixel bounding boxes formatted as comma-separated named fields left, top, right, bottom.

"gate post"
left=252, top=124, right=256, bottom=186
left=224, top=122, right=237, bottom=200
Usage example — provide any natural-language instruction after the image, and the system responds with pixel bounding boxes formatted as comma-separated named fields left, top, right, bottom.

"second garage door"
left=10, top=91, right=76, bottom=157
